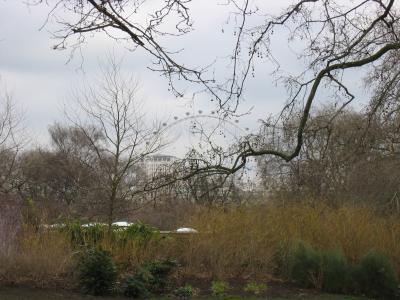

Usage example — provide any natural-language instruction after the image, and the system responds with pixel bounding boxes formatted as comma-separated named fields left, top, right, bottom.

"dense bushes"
left=123, top=275, right=151, bottom=298
left=123, top=258, right=177, bottom=298
left=290, top=244, right=351, bottom=292
left=77, top=248, right=118, bottom=295
left=137, top=259, right=177, bottom=293
left=77, top=250, right=177, bottom=298
left=290, top=243, right=323, bottom=288
left=120, top=222, right=159, bottom=245
left=188, top=203, right=400, bottom=278
left=71, top=223, right=169, bottom=298
left=59, top=221, right=159, bottom=248
left=288, top=245, right=350, bottom=292
left=2, top=202, right=400, bottom=298
left=321, top=250, right=350, bottom=293
left=73, top=241, right=399, bottom=299
left=288, top=243, right=399, bottom=298
left=352, top=251, right=399, bottom=299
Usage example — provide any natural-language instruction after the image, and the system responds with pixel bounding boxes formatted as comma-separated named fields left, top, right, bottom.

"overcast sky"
left=0, top=0, right=366, bottom=156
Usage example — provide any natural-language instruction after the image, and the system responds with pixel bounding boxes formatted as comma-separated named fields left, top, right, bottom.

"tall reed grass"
left=184, top=202, right=400, bottom=278
left=1, top=201, right=398, bottom=287
left=0, top=225, right=73, bottom=287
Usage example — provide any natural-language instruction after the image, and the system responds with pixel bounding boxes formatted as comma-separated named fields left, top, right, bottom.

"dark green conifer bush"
left=77, top=248, right=117, bottom=295
left=123, top=275, right=151, bottom=298
left=321, top=249, right=350, bottom=293
left=290, top=243, right=323, bottom=288
left=123, top=258, right=177, bottom=298
left=352, top=251, right=398, bottom=299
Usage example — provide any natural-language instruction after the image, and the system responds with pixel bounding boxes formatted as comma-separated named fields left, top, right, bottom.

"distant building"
left=141, top=154, right=178, bottom=177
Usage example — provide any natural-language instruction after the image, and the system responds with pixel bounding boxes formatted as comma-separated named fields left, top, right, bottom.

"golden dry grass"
left=1, top=201, right=399, bottom=286
left=0, top=225, right=74, bottom=287
left=183, top=202, right=400, bottom=278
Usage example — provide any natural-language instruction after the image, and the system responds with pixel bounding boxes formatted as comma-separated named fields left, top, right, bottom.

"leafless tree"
left=33, top=0, right=400, bottom=178
left=17, top=126, right=99, bottom=217
left=0, top=83, right=25, bottom=253
left=0, top=84, right=25, bottom=195
left=66, top=56, right=166, bottom=226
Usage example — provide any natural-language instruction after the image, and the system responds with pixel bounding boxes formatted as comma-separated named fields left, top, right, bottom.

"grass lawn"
left=151, top=296, right=368, bottom=300
left=0, top=288, right=370, bottom=300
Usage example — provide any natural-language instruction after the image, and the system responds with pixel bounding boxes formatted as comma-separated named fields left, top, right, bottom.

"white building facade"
left=141, top=154, right=178, bottom=178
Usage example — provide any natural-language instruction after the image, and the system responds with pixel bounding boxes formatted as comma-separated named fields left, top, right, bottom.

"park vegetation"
left=1, top=52, right=400, bottom=300
left=2, top=0, right=400, bottom=298
left=0, top=58, right=400, bottom=299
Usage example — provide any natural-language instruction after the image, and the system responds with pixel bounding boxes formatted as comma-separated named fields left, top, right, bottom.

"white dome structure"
left=112, top=221, right=132, bottom=227
left=176, top=227, right=198, bottom=233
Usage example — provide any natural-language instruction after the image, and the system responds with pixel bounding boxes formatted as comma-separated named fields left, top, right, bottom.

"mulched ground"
left=175, top=276, right=323, bottom=299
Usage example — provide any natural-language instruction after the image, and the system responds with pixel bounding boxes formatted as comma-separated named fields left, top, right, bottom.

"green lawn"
left=0, top=288, right=369, bottom=300
left=151, top=296, right=368, bottom=300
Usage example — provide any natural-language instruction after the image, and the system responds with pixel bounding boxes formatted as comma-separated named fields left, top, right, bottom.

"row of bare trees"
left=3, top=73, right=400, bottom=225
left=5, top=0, right=400, bottom=221
left=257, top=106, right=400, bottom=213
left=0, top=59, right=247, bottom=225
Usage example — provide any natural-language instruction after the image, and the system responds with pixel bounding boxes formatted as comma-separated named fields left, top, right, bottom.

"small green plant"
left=244, top=281, right=267, bottom=295
left=63, top=220, right=84, bottom=245
left=77, top=248, right=118, bottom=296
left=84, top=223, right=106, bottom=244
left=174, top=284, right=198, bottom=298
left=123, top=275, right=151, bottom=298
left=61, top=220, right=108, bottom=246
left=321, top=249, right=350, bottom=293
left=123, top=258, right=177, bottom=298
left=211, top=280, right=229, bottom=297
left=352, top=250, right=398, bottom=299
left=290, top=242, right=323, bottom=289
left=121, top=222, right=160, bottom=245
left=140, top=258, right=177, bottom=292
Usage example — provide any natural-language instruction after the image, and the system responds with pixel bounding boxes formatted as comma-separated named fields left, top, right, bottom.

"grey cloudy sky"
left=0, top=1, right=365, bottom=156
